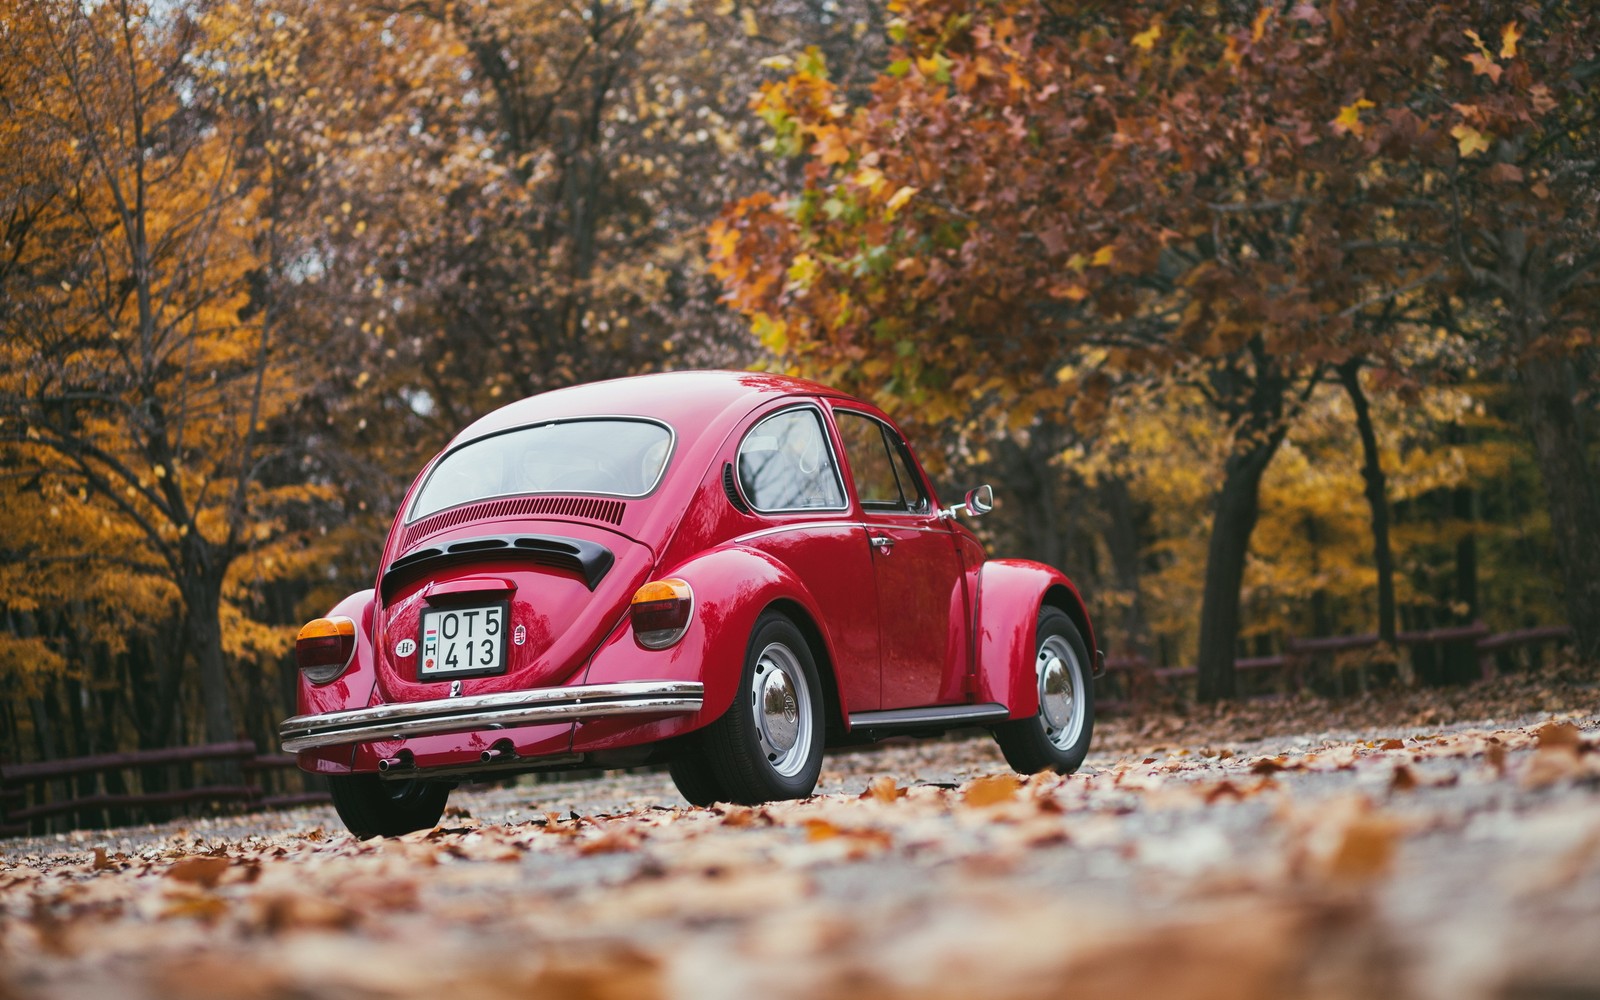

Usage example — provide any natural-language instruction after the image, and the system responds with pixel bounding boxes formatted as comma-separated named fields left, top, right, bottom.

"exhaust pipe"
left=480, top=739, right=518, bottom=764
left=377, top=750, right=414, bottom=773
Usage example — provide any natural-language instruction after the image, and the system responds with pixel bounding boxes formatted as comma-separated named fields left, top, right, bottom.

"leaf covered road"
left=4, top=705, right=1599, bottom=1000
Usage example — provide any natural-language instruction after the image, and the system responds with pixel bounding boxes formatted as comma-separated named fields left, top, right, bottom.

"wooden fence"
left=1099, top=622, right=1574, bottom=713
left=0, top=741, right=329, bottom=838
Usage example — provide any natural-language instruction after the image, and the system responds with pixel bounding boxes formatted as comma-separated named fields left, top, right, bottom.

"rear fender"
left=973, top=561, right=1097, bottom=720
left=295, top=589, right=379, bottom=773
left=576, top=545, right=840, bottom=751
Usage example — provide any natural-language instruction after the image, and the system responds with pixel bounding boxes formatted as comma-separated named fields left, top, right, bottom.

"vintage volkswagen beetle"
left=280, top=371, right=1100, bottom=837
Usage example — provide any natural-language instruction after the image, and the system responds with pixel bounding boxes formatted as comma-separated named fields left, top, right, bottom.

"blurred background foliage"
left=1, top=0, right=1594, bottom=761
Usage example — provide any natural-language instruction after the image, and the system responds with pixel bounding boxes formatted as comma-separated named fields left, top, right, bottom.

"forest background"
left=1, top=0, right=1596, bottom=765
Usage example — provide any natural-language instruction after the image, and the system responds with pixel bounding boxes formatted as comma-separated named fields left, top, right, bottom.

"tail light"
left=296, top=616, right=357, bottom=684
left=630, top=579, right=693, bottom=649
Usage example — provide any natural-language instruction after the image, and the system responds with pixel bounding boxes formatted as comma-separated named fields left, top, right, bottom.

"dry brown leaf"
left=1537, top=722, right=1582, bottom=750
left=803, top=818, right=843, bottom=841
left=336, top=875, right=420, bottom=912
left=861, top=776, right=901, bottom=803
left=1250, top=756, right=1289, bottom=774
left=578, top=829, right=644, bottom=855
left=1378, top=738, right=1406, bottom=751
left=963, top=774, right=1020, bottom=807
left=1326, top=815, right=1402, bottom=883
left=164, top=855, right=231, bottom=889
left=159, top=891, right=229, bottom=923
left=250, top=891, right=360, bottom=934
left=1390, top=765, right=1419, bottom=792
left=1204, top=780, right=1244, bottom=804
left=1524, top=746, right=1584, bottom=789
left=522, top=946, right=665, bottom=1000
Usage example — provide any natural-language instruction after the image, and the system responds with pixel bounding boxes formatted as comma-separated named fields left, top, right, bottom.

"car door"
left=830, top=408, right=969, bottom=709
left=733, top=402, right=883, bottom=714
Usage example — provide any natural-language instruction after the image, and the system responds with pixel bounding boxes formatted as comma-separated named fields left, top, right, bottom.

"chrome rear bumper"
left=279, top=681, right=704, bottom=754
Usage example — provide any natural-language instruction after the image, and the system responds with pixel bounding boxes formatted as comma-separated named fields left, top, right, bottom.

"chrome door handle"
left=870, top=534, right=895, bottom=554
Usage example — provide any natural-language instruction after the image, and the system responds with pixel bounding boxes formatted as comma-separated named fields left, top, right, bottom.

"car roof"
left=450, top=369, right=849, bottom=447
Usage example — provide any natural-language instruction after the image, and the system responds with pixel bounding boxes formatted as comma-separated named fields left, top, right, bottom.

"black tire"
left=328, top=773, right=450, bottom=838
left=699, top=611, right=825, bottom=804
left=667, top=746, right=727, bottom=807
left=992, top=606, right=1095, bottom=775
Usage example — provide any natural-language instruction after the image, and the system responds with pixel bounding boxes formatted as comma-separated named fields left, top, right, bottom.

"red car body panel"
left=972, top=559, right=1098, bottom=719
left=285, top=370, right=1095, bottom=778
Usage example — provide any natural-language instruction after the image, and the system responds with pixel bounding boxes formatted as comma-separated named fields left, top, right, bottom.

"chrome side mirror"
left=965, top=484, right=994, bottom=515
left=940, top=483, right=995, bottom=520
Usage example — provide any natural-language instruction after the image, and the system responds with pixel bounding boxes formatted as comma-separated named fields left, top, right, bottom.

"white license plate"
left=418, top=603, right=508, bottom=679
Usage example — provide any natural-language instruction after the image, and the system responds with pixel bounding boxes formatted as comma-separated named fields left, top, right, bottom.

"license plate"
left=418, top=603, right=508, bottom=679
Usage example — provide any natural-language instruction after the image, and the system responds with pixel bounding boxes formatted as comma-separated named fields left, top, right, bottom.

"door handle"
left=870, top=534, right=895, bottom=554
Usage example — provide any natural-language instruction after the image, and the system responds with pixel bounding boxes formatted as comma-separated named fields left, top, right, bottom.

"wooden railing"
left=1098, top=622, right=1573, bottom=713
left=0, top=741, right=329, bottom=838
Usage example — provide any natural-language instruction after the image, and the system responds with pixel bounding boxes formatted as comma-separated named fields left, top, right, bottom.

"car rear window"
left=408, top=419, right=673, bottom=521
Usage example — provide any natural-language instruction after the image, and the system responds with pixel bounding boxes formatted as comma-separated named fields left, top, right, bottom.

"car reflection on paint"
left=280, top=371, right=1101, bottom=838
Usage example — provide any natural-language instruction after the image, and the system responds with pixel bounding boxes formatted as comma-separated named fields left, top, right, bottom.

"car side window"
left=737, top=407, right=846, bottom=512
left=885, top=434, right=930, bottom=513
left=835, top=411, right=929, bottom=513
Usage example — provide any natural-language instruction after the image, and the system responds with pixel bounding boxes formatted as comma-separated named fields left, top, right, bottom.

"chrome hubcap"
left=752, top=641, right=812, bottom=777
left=1037, top=635, right=1085, bottom=751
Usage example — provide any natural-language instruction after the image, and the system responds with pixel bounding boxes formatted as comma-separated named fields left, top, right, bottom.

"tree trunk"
left=1519, top=353, right=1600, bottom=660
left=1195, top=431, right=1284, bottom=702
left=1100, top=475, right=1152, bottom=660
left=181, top=573, right=237, bottom=748
left=1337, top=359, right=1407, bottom=682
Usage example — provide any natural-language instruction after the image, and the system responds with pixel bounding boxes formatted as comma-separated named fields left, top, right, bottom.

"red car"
left=280, top=371, right=1100, bottom=837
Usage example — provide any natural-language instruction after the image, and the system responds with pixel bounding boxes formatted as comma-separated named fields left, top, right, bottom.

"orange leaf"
left=963, top=774, right=1020, bottom=807
left=166, top=856, right=232, bottom=889
left=1500, top=21, right=1521, bottom=59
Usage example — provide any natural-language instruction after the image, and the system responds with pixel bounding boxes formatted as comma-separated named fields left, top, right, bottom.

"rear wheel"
left=667, top=748, right=727, bottom=807
left=698, top=611, right=824, bottom=804
left=328, top=773, right=450, bottom=839
left=992, top=607, right=1095, bottom=775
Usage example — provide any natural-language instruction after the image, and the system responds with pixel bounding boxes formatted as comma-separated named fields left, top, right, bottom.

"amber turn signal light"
left=630, top=579, right=693, bottom=649
left=296, top=616, right=357, bottom=684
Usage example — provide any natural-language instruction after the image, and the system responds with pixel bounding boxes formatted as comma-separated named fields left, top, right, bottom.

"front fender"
left=294, top=588, right=379, bottom=774
left=575, top=544, right=837, bottom=752
left=973, top=560, right=1096, bottom=720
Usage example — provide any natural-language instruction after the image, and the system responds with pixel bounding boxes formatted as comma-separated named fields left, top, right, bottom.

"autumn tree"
left=0, top=1, right=332, bottom=749
left=712, top=0, right=1598, bottom=697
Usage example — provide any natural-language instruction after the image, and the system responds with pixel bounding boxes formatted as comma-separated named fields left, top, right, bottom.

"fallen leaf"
left=1251, top=756, right=1289, bottom=774
left=1326, top=815, right=1402, bottom=883
left=963, top=774, right=1021, bottom=807
left=160, top=891, right=229, bottom=923
left=165, top=856, right=231, bottom=889
left=861, top=776, right=901, bottom=803
left=1536, top=722, right=1581, bottom=750
left=250, top=892, right=360, bottom=934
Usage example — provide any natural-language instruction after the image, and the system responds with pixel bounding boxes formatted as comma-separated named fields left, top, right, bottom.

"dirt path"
left=4, top=704, right=1599, bottom=1000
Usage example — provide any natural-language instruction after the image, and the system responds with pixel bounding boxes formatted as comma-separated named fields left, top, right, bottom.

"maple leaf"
left=1332, top=98, right=1375, bottom=136
left=1500, top=21, right=1521, bottom=59
left=1132, top=21, right=1162, bottom=51
left=1451, top=123, right=1492, bottom=157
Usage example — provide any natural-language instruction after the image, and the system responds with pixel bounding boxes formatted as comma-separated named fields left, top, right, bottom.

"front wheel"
left=992, top=606, right=1095, bottom=775
left=328, top=773, right=450, bottom=838
left=695, top=611, right=825, bottom=805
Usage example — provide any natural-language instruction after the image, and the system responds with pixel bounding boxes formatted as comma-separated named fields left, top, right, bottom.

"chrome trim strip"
left=733, top=521, right=861, bottom=544
left=847, top=703, right=1011, bottom=731
left=279, top=681, right=703, bottom=753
